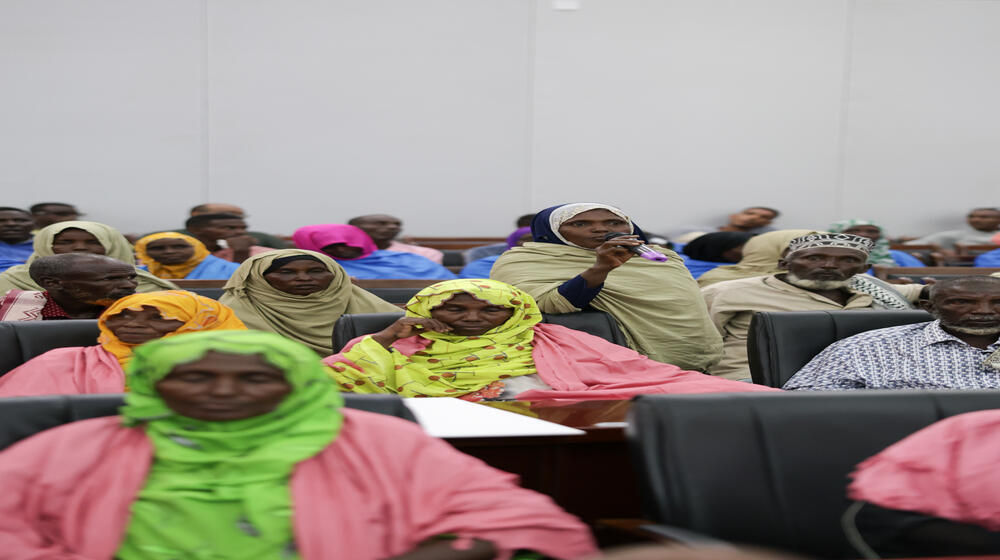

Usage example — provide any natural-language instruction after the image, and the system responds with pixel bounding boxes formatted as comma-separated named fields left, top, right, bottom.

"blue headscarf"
left=531, top=203, right=650, bottom=247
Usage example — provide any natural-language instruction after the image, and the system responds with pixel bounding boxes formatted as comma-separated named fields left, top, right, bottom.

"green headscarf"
left=0, top=220, right=177, bottom=294
left=117, top=330, right=342, bottom=560
left=828, top=219, right=894, bottom=265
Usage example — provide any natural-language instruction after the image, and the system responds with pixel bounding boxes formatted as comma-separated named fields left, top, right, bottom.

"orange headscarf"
left=134, top=232, right=211, bottom=279
left=97, top=291, right=247, bottom=367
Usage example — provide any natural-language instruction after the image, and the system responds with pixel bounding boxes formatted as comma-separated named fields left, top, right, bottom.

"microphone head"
left=604, top=232, right=629, bottom=241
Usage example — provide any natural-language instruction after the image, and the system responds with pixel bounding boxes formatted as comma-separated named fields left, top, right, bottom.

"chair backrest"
left=627, top=391, right=1000, bottom=558
left=187, top=287, right=225, bottom=300
left=872, top=266, right=1000, bottom=282
left=0, top=393, right=416, bottom=451
left=0, top=320, right=101, bottom=375
left=170, top=279, right=227, bottom=288
left=747, top=310, right=932, bottom=387
left=331, top=310, right=629, bottom=353
left=364, top=287, right=423, bottom=304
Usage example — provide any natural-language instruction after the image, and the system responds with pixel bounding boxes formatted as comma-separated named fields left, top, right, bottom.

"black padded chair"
left=441, top=250, right=466, bottom=267
left=331, top=310, right=628, bottom=353
left=0, top=320, right=101, bottom=376
left=364, top=287, right=422, bottom=304
left=0, top=393, right=416, bottom=451
left=747, top=310, right=932, bottom=388
left=627, top=391, right=1000, bottom=558
left=188, top=287, right=225, bottom=300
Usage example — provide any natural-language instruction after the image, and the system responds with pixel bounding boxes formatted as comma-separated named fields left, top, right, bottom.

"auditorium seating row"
left=2, top=388, right=997, bottom=558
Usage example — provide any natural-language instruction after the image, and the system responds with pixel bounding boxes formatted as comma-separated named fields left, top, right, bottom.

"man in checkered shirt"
left=784, top=276, right=1000, bottom=390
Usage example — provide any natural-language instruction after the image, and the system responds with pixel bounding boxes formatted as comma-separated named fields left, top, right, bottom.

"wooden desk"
left=447, top=400, right=640, bottom=527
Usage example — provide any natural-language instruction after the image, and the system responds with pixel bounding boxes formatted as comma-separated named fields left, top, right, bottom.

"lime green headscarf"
left=328, top=279, right=541, bottom=398
left=117, top=330, right=342, bottom=560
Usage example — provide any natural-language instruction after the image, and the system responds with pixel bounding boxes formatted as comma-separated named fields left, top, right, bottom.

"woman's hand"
left=580, top=235, right=641, bottom=287
left=371, top=317, right=452, bottom=348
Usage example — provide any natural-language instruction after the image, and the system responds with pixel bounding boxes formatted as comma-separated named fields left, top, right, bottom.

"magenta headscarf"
left=292, top=224, right=378, bottom=261
left=506, top=227, right=532, bottom=249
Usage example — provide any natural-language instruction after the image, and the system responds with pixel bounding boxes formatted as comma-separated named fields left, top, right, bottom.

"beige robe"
left=701, top=274, right=878, bottom=380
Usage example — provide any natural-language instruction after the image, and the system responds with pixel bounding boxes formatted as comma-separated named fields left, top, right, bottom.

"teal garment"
left=117, top=330, right=342, bottom=560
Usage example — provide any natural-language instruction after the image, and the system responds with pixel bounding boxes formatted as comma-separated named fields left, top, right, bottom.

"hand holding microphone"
left=604, top=232, right=668, bottom=262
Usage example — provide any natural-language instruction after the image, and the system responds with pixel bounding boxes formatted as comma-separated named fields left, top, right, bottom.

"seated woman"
left=459, top=226, right=532, bottom=279
left=846, top=410, right=1000, bottom=556
left=293, top=224, right=457, bottom=280
left=0, top=290, right=245, bottom=396
left=829, top=219, right=926, bottom=269
left=489, top=203, right=721, bottom=371
left=0, top=220, right=176, bottom=294
left=325, top=279, right=775, bottom=401
left=0, top=330, right=598, bottom=560
left=679, top=231, right=756, bottom=279
left=219, top=249, right=399, bottom=355
left=135, top=232, right=241, bottom=280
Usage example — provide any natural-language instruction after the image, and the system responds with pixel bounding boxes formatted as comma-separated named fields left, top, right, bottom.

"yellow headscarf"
left=97, top=290, right=247, bottom=367
left=327, top=279, right=541, bottom=398
left=134, top=232, right=211, bottom=279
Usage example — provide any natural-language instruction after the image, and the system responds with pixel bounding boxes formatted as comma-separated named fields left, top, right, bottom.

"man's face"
left=0, top=210, right=35, bottom=243
left=190, top=219, right=248, bottom=241
left=351, top=215, right=402, bottom=243
left=966, top=210, right=1000, bottom=232
left=728, top=208, right=777, bottom=229
left=779, top=247, right=868, bottom=286
left=44, top=261, right=138, bottom=305
left=929, top=282, right=1000, bottom=336
left=32, top=204, right=79, bottom=228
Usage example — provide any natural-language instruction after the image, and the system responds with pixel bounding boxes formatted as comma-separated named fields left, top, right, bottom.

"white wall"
left=2, top=0, right=998, bottom=238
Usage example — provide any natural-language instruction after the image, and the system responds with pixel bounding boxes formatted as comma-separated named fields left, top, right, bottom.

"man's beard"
left=784, top=272, right=852, bottom=291
left=938, top=320, right=1000, bottom=336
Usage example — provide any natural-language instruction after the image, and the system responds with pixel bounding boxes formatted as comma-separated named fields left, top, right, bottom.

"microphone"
left=604, top=232, right=668, bottom=262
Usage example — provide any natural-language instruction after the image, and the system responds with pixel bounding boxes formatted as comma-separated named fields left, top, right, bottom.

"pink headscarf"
left=292, top=224, right=378, bottom=260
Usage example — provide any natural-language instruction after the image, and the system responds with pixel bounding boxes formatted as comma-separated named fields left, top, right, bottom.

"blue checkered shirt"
left=783, top=320, right=1000, bottom=391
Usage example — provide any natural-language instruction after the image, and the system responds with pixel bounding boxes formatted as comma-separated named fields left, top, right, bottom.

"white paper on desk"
left=403, top=398, right=585, bottom=438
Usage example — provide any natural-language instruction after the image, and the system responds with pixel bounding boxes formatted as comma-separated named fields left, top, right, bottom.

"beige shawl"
left=0, top=221, right=176, bottom=294
left=490, top=242, right=722, bottom=371
left=695, top=229, right=817, bottom=287
left=219, top=249, right=399, bottom=355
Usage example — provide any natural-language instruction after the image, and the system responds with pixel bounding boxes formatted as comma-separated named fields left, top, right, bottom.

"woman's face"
left=841, top=225, right=882, bottom=243
left=263, top=259, right=335, bottom=295
left=104, top=305, right=185, bottom=344
left=556, top=209, right=631, bottom=249
left=155, top=351, right=292, bottom=421
left=51, top=228, right=106, bottom=255
left=429, top=293, right=515, bottom=336
left=144, top=238, right=196, bottom=264
left=321, top=243, right=364, bottom=260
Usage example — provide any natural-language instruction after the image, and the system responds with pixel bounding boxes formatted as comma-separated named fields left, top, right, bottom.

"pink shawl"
left=333, top=323, right=777, bottom=402
left=848, top=410, right=1000, bottom=531
left=0, top=409, right=597, bottom=559
left=292, top=224, right=377, bottom=260
left=0, top=346, right=124, bottom=397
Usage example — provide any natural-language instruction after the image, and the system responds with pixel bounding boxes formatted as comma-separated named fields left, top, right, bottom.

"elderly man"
left=701, top=233, right=923, bottom=380
left=184, top=213, right=273, bottom=264
left=906, top=207, right=1000, bottom=249
left=188, top=203, right=290, bottom=249
left=0, top=207, right=35, bottom=272
left=0, top=253, right=137, bottom=321
left=347, top=214, right=444, bottom=263
left=784, top=276, right=1000, bottom=390
left=29, top=202, right=81, bottom=229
